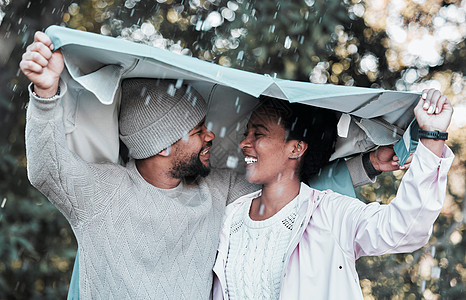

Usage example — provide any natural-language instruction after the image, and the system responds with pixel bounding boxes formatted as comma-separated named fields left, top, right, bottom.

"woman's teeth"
left=245, top=157, right=258, bottom=164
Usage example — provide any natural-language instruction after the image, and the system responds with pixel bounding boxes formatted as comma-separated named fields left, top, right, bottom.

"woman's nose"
left=239, top=135, right=250, bottom=149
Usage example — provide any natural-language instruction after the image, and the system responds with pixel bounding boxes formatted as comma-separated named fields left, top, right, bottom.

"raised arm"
left=346, top=145, right=413, bottom=188
left=21, top=32, right=98, bottom=226
left=327, top=89, right=454, bottom=258
left=416, top=88, right=452, bottom=156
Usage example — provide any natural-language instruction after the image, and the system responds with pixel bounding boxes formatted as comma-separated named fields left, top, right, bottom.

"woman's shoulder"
left=301, top=183, right=366, bottom=218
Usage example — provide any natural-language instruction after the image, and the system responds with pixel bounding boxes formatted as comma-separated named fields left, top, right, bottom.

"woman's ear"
left=289, top=141, right=308, bottom=159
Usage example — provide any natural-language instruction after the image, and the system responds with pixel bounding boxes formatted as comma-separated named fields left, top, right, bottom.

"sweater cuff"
left=27, top=80, right=67, bottom=118
left=346, top=154, right=376, bottom=187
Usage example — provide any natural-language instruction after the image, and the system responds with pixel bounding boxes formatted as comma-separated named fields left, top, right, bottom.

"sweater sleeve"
left=25, top=82, right=97, bottom=227
left=345, top=154, right=375, bottom=187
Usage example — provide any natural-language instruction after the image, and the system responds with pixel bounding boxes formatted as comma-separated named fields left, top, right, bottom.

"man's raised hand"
left=20, top=31, right=64, bottom=98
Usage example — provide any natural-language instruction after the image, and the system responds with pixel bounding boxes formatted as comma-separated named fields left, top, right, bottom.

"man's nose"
left=204, top=125, right=215, bottom=141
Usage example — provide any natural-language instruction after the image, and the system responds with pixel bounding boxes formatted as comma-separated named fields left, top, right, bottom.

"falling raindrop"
left=328, top=166, right=333, bottom=177
left=226, top=155, right=238, bottom=168
left=420, top=280, right=426, bottom=292
left=235, top=96, right=240, bottom=106
left=236, top=104, right=241, bottom=113
left=259, top=202, right=265, bottom=215
left=219, top=126, right=226, bottom=138
left=144, top=95, right=151, bottom=105
left=277, top=172, right=282, bottom=182
left=195, top=19, right=203, bottom=31
left=392, top=127, right=397, bottom=138
left=277, top=186, right=283, bottom=196
left=317, top=168, right=322, bottom=177
left=175, top=79, right=183, bottom=88
left=236, top=122, right=241, bottom=132
left=291, top=117, right=298, bottom=130
left=167, top=83, right=176, bottom=96
left=192, top=96, right=197, bottom=106
left=431, top=266, right=441, bottom=279
left=140, top=87, right=147, bottom=97
left=206, top=121, right=213, bottom=132
left=237, top=50, right=244, bottom=60
left=165, top=145, right=172, bottom=154
left=1, top=198, right=6, bottom=208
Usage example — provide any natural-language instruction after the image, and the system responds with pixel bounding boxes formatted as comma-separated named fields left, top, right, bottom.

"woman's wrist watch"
left=417, top=129, right=448, bottom=140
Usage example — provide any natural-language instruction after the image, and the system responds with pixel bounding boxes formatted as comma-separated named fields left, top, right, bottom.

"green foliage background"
left=0, top=0, right=464, bottom=299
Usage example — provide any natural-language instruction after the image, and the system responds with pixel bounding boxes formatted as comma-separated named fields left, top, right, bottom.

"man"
left=21, top=31, right=407, bottom=299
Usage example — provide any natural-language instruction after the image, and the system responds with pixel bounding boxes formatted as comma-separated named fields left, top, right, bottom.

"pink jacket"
left=213, top=142, right=454, bottom=299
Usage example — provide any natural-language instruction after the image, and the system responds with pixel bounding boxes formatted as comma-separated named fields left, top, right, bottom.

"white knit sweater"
left=25, top=92, right=255, bottom=299
left=225, top=197, right=300, bottom=300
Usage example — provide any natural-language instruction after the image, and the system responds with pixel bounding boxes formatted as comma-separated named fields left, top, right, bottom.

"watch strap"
left=417, top=129, right=448, bottom=141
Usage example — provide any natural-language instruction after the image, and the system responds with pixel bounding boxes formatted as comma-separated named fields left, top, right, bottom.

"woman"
left=213, top=89, right=454, bottom=299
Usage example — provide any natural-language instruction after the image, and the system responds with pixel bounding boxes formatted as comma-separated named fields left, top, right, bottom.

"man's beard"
left=170, top=152, right=211, bottom=180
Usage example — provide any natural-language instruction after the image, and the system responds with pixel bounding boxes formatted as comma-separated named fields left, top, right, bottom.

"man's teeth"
left=245, top=157, right=258, bottom=164
left=201, top=148, right=209, bottom=155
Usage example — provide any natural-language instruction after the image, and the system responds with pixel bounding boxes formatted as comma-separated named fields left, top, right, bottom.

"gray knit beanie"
left=119, top=78, right=207, bottom=159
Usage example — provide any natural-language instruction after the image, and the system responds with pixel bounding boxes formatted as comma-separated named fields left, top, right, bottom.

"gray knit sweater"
left=25, top=92, right=254, bottom=299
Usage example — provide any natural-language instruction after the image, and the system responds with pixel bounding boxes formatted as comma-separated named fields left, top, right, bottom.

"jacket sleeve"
left=349, top=141, right=454, bottom=258
left=25, top=81, right=98, bottom=227
left=323, top=141, right=454, bottom=259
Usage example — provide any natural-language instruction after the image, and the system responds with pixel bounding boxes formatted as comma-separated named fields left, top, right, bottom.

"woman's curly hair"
left=257, top=96, right=338, bottom=183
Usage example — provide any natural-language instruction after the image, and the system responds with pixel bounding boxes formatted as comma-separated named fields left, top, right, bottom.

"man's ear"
left=289, top=141, right=308, bottom=159
left=158, top=146, right=172, bottom=157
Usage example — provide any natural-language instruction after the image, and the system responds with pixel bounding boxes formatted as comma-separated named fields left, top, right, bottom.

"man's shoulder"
left=200, top=168, right=237, bottom=195
left=88, top=161, right=131, bottom=182
left=205, top=168, right=237, bottom=183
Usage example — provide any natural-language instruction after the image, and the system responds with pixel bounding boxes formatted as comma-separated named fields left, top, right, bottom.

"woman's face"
left=240, top=107, right=297, bottom=185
